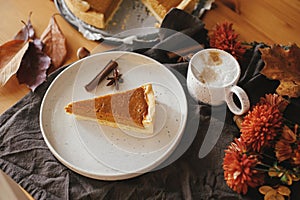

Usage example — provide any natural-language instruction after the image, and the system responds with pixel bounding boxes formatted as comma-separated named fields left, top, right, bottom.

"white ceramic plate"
left=40, top=51, right=188, bottom=180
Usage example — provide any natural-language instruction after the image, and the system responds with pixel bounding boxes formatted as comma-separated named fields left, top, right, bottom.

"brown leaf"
left=17, top=39, right=51, bottom=91
left=41, top=14, right=67, bottom=70
left=259, top=44, right=300, bottom=98
left=14, top=12, right=35, bottom=40
left=0, top=40, right=29, bottom=87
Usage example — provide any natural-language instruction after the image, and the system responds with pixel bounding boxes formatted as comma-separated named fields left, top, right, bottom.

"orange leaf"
left=0, top=40, right=29, bottom=87
left=41, top=15, right=67, bottom=71
left=259, top=44, right=300, bottom=98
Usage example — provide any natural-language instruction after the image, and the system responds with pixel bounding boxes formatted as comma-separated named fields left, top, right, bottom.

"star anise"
left=106, top=68, right=122, bottom=90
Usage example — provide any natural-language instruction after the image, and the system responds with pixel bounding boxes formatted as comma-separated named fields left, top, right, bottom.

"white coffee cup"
left=187, top=48, right=250, bottom=115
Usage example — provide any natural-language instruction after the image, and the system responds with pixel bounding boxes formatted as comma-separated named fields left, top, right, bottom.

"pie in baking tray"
left=64, top=0, right=197, bottom=28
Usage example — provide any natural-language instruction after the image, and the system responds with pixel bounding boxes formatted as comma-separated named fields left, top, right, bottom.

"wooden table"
left=1, top=0, right=300, bottom=115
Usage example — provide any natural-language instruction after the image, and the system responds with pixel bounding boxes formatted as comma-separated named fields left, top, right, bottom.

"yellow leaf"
left=259, top=43, right=300, bottom=98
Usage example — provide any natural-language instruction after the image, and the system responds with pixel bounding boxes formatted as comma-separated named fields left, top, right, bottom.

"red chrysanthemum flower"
left=209, top=21, right=246, bottom=60
left=240, top=103, right=283, bottom=152
left=223, top=138, right=264, bottom=195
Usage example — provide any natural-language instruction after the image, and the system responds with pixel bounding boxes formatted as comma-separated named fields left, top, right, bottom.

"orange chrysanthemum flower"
left=291, top=124, right=300, bottom=165
left=241, top=103, right=283, bottom=152
left=292, top=143, right=300, bottom=166
left=209, top=21, right=246, bottom=60
left=223, top=138, right=264, bottom=195
left=274, top=125, right=299, bottom=164
left=259, top=93, right=289, bottom=112
left=275, top=140, right=293, bottom=162
left=281, top=125, right=297, bottom=144
left=275, top=126, right=296, bottom=162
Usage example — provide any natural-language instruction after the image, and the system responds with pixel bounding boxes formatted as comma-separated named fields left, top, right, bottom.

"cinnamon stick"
left=84, top=60, right=118, bottom=92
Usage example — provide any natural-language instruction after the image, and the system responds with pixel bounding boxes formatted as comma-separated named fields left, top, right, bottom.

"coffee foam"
left=192, top=51, right=237, bottom=87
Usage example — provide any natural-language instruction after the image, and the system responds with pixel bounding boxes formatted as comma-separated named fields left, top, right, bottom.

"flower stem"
left=257, top=162, right=272, bottom=168
left=254, top=167, right=270, bottom=172
left=262, top=153, right=277, bottom=161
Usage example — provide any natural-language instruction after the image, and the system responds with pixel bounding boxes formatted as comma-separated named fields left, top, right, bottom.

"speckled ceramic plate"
left=40, top=51, right=188, bottom=180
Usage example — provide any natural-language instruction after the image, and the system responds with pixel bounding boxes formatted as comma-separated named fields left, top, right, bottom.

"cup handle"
left=225, top=85, right=250, bottom=115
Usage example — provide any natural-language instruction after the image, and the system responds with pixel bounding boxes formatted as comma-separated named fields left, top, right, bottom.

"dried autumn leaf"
left=259, top=44, right=300, bottom=98
left=41, top=14, right=67, bottom=70
left=0, top=40, right=29, bottom=87
left=17, top=39, right=51, bottom=91
left=14, top=12, right=35, bottom=40
left=277, top=81, right=300, bottom=98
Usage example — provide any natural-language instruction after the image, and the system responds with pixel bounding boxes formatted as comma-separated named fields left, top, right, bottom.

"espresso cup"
left=187, top=48, right=250, bottom=115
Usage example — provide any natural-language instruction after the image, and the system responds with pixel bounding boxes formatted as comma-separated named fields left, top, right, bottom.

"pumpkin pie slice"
left=65, top=84, right=155, bottom=134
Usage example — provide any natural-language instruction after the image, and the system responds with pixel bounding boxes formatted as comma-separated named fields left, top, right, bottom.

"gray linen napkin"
left=0, top=64, right=242, bottom=199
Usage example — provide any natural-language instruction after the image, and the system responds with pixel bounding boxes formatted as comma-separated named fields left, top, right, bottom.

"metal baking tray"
left=54, top=0, right=214, bottom=43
